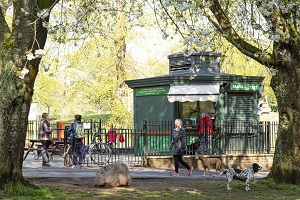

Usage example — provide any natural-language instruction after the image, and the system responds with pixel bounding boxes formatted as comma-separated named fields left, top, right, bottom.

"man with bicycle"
left=67, top=114, right=84, bottom=169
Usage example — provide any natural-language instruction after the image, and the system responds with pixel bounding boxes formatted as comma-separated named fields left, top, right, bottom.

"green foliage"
left=58, top=114, right=111, bottom=123
left=33, top=0, right=277, bottom=125
left=150, top=0, right=280, bottom=107
left=220, top=41, right=276, bottom=105
left=33, top=1, right=182, bottom=126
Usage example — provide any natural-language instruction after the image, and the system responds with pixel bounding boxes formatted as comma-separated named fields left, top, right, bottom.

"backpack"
left=75, top=122, right=84, bottom=138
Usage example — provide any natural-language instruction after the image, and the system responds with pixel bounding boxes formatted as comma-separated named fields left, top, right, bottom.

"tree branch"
left=11, top=1, right=59, bottom=64
left=196, top=0, right=275, bottom=67
left=275, top=2, right=299, bottom=48
left=256, top=1, right=300, bottom=65
left=158, top=0, right=185, bottom=38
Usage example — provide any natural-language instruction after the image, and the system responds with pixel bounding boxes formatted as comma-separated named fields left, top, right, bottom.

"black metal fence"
left=215, top=121, right=278, bottom=154
left=25, top=120, right=144, bottom=166
left=141, top=120, right=278, bottom=156
left=25, top=119, right=278, bottom=162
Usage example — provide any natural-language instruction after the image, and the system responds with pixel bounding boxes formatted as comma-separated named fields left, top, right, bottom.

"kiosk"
left=125, top=52, right=264, bottom=154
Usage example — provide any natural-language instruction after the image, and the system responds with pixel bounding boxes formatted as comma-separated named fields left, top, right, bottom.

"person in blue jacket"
left=67, top=114, right=83, bottom=169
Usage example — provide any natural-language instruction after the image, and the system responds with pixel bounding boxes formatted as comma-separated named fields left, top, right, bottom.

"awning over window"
left=167, top=85, right=220, bottom=102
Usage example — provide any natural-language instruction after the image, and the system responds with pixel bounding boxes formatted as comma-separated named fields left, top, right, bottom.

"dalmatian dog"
left=220, top=163, right=262, bottom=191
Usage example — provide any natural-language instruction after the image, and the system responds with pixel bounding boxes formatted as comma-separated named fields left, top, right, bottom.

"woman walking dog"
left=169, top=119, right=193, bottom=176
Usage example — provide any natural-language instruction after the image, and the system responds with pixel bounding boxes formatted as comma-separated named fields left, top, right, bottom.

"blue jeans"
left=71, top=138, right=83, bottom=166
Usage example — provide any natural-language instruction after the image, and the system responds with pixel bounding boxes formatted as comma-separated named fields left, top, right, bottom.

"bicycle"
left=64, top=132, right=113, bottom=167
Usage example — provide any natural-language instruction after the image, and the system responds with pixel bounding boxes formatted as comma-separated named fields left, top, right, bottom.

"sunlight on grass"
left=1, top=182, right=54, bottom=199
left=2, top=179, right=300, bottom=200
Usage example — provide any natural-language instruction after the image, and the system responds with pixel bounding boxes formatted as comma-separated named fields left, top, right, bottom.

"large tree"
left=0, top=1, right=58, bottom=187
left=34, top=0, right=146, bottom=124
left=153, top=0, right=300, bottom=184
left=0, top=0, right=145, bottom=187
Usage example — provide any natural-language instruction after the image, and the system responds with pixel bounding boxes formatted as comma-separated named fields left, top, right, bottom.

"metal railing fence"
left=25, top=120, right=144, bottom=166
left=141, top=120, right=278, bottom=156
left=25, top=119, right=278, bottom=160
left=215, top=120, right=278, bottom=154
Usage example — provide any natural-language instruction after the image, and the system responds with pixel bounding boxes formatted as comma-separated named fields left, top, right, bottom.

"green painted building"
left=125, top=52, right=264, bottom=154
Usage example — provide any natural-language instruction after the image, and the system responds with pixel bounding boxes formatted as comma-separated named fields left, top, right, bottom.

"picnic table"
left=23, top=138, right=67, bottom=161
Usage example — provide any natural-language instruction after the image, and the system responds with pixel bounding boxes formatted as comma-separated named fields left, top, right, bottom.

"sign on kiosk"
left=230, top=83, right=260, bottom=91
left=136, top=86, right=169, bottom=96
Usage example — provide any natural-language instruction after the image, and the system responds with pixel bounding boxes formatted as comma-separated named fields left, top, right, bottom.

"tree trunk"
left=0, top=86, right=31, bottom=187
left=0, top=1, right=58, bottom=188
left=110, top=9, right=130, bottom=126
left=0, top=57, right=41, bottom=189
left=268, top=62, right=300, bottom=184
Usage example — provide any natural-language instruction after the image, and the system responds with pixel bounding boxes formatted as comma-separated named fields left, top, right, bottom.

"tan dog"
left=198, top=155, right=222, bottom=177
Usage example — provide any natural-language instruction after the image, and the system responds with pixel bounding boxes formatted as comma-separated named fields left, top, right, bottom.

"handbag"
left=180, top=146, right=187, bottom=155
left=119, top=133, right=125, bottom=143
left=178, top=129, right=186, bottom=155
left=177, top=133, right=186, bottom=155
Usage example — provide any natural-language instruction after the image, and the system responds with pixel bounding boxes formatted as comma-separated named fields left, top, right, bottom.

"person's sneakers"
left=42, top=162, right=51, bottom=167
left=170, top=172, right=178, bottom=176
left=76, top=164, right=82, bottom=169
left=188, top=167, right=193, bottom=176
left=71, top=165, right=77, bottom=169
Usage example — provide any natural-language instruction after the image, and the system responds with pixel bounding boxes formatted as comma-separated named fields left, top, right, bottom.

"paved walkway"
left=23, top=152, right=270, bottom=179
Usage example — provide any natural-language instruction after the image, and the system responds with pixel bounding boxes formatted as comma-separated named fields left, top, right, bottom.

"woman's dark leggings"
left=173, top=155, right=190, bottom=173
left=41, top=140, right=51, bottom=162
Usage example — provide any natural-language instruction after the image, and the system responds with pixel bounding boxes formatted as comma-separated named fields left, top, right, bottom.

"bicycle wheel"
left=83, top=144, right=94, bottom=166
left=90, top=142, right=112, bottom=166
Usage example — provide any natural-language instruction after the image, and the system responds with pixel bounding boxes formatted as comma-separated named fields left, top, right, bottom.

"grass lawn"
left=1, top=179, right=300, bottom=200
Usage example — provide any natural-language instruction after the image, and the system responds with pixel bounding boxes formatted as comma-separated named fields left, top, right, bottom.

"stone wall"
left=146, top=154, right=274, bottom=170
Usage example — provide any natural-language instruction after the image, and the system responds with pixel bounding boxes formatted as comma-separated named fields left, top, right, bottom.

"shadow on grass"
left=1, top=179, right=300, bottom=200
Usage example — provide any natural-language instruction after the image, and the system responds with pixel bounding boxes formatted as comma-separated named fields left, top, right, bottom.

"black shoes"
left=42, top=161, right=51, bottom=167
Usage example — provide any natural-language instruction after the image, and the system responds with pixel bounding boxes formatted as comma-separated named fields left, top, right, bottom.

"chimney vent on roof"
left=167, top=51, right=221, bottom=75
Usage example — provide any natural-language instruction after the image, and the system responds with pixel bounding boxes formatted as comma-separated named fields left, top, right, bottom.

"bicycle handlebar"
left=91, top=132, right=101, bottom=137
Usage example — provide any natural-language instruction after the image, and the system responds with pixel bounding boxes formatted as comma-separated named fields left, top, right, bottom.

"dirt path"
left=29, top=176, right=214, bottom=191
